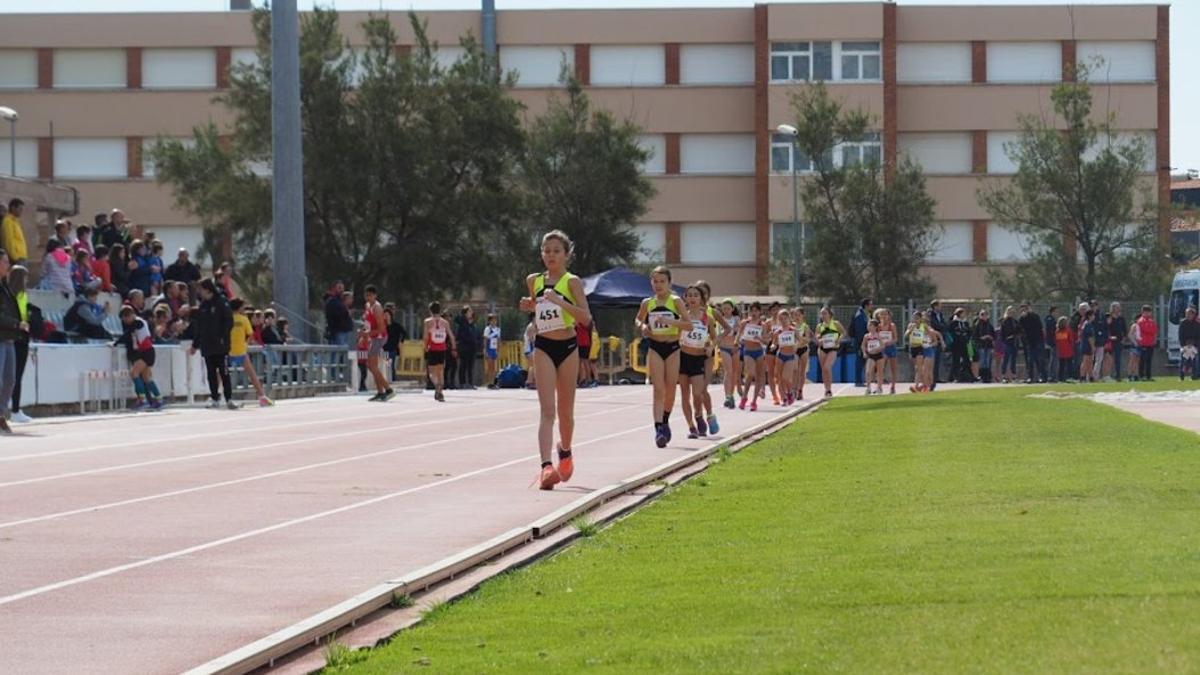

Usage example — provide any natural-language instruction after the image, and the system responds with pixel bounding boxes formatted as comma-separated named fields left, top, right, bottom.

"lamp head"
left=775, top=123, right=797, bottom=136
left=0, top=107, right=18, bottom=122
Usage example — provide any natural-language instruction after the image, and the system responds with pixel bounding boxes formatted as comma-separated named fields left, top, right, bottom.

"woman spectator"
left=127, top=240, right=153, bottom=295
left=189, top=278, right=237, bottom=409
left=949, top=307, right=972, bottom=383
left=109, top=244, right=131, bottom=297
left=1133, top=305, right=1158, bottom=382
left=41, top=240, right=74, bottom=295
left=972, top=308, right=995, bottom=382
left=0, top=251, right=28, bottom=434
left=999, top=305, right=1021, bottom=383
left=454, top=306, right=479, bottom=389
left=1179, top=306, right=1200, bottom=381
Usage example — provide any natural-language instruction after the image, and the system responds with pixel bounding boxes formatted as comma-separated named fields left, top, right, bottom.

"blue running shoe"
left=707, top=414, right=719, bottom=435
left=655, top=423, right=668, bottom=448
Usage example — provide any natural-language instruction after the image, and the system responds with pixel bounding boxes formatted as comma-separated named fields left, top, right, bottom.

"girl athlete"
left=905, top=310, right=927, bottom=392
left=695, top=280, right=722, bottom=435
left=678, top=285, right=714, bottom=439
left=814, top=307, right=846, bottom=398
left=875, top=308, right=899, bottom=395
left=773, top=309, right=800, bottom=406
left=737, top=302, right=767, bottom=411
left=717, top=299, right=741, bottom=409
left=636, top=266, right=691, bottom=447
left=519, top=231, right=592, bottom=490
left=792, top=307, right=813, bottom=401
left=861, top=318, right=885, bottom=395
left=763, top=302, right=782, bottom=404
left=423, top=302, right=456, bottom=402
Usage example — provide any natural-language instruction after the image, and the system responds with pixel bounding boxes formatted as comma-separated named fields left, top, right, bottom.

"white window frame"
left=839, top=41, right=881, bottom=82
left=770, top=132, right=880, bottom=174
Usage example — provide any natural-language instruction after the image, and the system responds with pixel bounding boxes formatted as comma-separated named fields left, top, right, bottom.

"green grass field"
left=333, top=383, right=1200, bottom=674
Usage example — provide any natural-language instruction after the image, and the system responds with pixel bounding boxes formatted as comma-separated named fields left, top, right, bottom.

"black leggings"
left=1057, top=356, right=1072, bottom=382
left=12, top=339, right=28, bottom=413
left=205, top=354, right=233, bottom=401
left=1138, top=346, right=1154, bottom=379
left=458, top=349, right=476, bottom=387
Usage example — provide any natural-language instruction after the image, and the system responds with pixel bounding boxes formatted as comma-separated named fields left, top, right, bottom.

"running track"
left=0, top=384, right=837, bottom=674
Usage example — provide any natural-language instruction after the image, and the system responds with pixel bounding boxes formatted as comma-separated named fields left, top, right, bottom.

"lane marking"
left=0, top=409, right=653, bottom=607
left=0, top=397, right=645, bottom=529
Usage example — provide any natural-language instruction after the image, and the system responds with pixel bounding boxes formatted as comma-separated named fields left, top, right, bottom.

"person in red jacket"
left=1054, top=316, right=1075, bottom=383
left=1132, top=304, right=1158, bottom=382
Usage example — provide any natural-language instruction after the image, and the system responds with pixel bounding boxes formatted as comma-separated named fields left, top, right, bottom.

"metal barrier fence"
left=224, top=345, right=354, bottom=398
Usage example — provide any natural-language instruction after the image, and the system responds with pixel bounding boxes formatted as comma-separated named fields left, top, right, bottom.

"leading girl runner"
left=814, top=306, right=846, bottom=398
left=519, top=231, right=592, bottom=490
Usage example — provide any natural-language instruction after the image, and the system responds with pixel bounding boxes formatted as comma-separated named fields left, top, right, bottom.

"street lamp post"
left=0, top=107, right=18, bottom=177
left=776, top=123, right=802, bottom=302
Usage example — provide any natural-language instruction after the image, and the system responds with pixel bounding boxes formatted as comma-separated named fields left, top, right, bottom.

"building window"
left=0, top=50, right=38, bottom=89
left=499, top=45, right=573, bottom=88
left=680, top=223, right=755, bottom=265
left=897, top=43, right=972, bottom=84
left=926, top=222, right=974, bottom=263
left=770, top=42, right=832, bottom=82
left=142, top=49, right=217, bottom=89
left=53, top=49, right=126, bottom=89
left=679, top=134, right=755, bottom=175
left=770, top=221, right=815, bottom=256
left=54, top=138, right=128, bottom=179
left=590, top=45, right=666, bottom=87
left=628, top=223, right=666, bottom=262
left=771, top=133, right=877, bottom=173
left=637, top=134, right=666, bottom=175
left=680, top=44, right=754, bottom=85
left=841, top=132, right=882, bottom=167
left=840, top=41, right=881, bottom=81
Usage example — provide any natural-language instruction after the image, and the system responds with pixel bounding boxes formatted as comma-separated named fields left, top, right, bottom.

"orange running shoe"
left=557, top=445, right=574, bottom=483
left=538, top=464, right=562, bottom=490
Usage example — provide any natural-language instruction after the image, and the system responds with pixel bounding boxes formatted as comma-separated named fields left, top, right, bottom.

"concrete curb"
left=187, top=397, right=826, bottom=675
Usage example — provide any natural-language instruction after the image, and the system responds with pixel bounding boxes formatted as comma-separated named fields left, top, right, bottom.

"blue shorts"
left=485, top=348, right=498, bottom=360
left=922, top=347, right=936, bottom=359
left=883, top=345, right=898, bottom=358
left=743, top=348, right=765, bottom=360
left=778, top=353, right=796, bottom=363
left=228, top=355, right=247, bottom=367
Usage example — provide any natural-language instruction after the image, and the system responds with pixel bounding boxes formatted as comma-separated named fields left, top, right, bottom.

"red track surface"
left=0, top=384, right=827, bottom=674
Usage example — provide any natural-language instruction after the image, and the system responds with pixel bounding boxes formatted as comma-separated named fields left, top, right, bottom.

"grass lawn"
left=334, top=382, right=1200, bottom=674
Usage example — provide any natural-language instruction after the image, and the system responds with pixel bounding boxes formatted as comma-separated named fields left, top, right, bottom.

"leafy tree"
left=151, top=9, right=527, bottom=306
left=519, top=74, right=655, bottom=278
left=785, top=82, right=937, bottom=303
left=978, top=61, right=1169, bottom=300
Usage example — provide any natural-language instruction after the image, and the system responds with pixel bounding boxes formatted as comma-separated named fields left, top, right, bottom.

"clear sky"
left=3, top=0, right=1194, bottom=173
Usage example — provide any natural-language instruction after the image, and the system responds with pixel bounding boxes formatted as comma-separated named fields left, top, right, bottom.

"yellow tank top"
left=532, top=272, right=578, bottom=332
left=646, top=295, right=681, bottom=338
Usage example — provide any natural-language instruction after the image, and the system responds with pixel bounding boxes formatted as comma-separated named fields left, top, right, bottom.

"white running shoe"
left=10, top=411, right=32, bottom=424
left=206, top=400, right=222, bottom=410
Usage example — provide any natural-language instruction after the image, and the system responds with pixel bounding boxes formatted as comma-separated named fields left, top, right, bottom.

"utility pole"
left=271, top=0, right=308, bottom=339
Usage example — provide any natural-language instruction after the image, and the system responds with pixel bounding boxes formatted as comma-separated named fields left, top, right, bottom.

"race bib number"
left=777, top=331, right=796, bottom=348
left=488, top=336, right=499, bottom=350
left=648, top=310, right=675, bottom=335
left=536, top=298, right=566, bottom=333
left=821, top=334, right=838, bottom=349
left=922, top=334, right=933, bottom=348
left=911, top=328, right=925, bottom=344
left=742, top=324, right=763, bottom=342
left=879, top=330, right=893, bottom=343
left=867, top=338, right=881, bottom=353
left=430, top=327, right=447, bottom=344
left=681, top=322, right=708, bottom=349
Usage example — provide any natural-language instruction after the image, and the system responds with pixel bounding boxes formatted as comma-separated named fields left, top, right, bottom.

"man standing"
left=1018, top=303, right=1046, bottom=383
left=1134, top=305, right=1158, bottom=381
left=2, top=199, right=28, bottom=266
left=928, top=300, right=947, bottom=390
left=360, top=285, right=394, bottom=401
left=323, top=281, right=354, bottom=348
left=850, top=298, right=873, bottom=387
left=0, top=249, right=29, bottom=434
left=165, top=248, right=201, bottom=294
left=1179, top=306, right=1200, bottom=381
left=1043, top=307, right=1059, bottom=382
left=1106, top=302, right=1127, bottom=382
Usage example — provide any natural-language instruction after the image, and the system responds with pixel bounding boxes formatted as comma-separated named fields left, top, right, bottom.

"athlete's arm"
left=518, top=274, right=539, bottom=312
left=635, top=299, right=652, bottom=337
left=558, top=276, right=592, bottom=326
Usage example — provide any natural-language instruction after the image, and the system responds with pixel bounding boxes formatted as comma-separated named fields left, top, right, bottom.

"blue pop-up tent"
left=581, top=267, right=686, bottom=308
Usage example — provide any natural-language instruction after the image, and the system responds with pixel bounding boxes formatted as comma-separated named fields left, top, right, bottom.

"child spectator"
left=112, top=305, right=163, bottom=410
left=92, top=245, right=112, bottom=292
left=72, top=225, right=94, bottom=260
left=71, top=248, right=100, bottom=295
left=229, top=298, right=273, bottom=407
left=250, top=309, right=265, bottom=345
left=1054, top=316, right=1074, bottom=382
left=483, top=313, right=501, bottom=388
left=1133, top=305, right=1158, bottom=381
left=127, top=240, right=153, bottom=294
left=148, top=242, right=166, bottom=296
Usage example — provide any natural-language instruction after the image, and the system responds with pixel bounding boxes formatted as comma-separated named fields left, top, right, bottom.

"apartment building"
left=0, top=3, right=1168, bottom=298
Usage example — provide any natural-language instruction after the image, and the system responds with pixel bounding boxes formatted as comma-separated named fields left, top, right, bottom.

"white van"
left=1167, top=269, right=1200, bottom=363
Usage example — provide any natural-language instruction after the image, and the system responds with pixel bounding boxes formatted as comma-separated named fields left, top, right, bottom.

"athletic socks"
left=147, top=381, right=161, bottom=399
left=133, top=378, right=146, bottom=397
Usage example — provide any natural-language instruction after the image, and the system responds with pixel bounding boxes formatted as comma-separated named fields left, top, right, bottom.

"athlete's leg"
left=532, top=348, right=558, bottom=464
left=554, top=350, right=580, bottom=453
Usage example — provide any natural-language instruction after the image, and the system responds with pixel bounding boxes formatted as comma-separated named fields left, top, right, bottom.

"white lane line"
left=0, top=397, right=506, bottom=463
left=0, top=397, right=645, bottom=529
left=0, top=388, right=644, bottom=489
left=0, top=407, right=651, bottom=607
